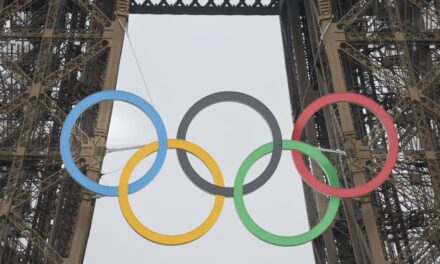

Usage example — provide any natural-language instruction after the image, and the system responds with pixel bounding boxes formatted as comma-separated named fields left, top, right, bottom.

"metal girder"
left=43, top=41, right=108, bottom=89
left=384, top=0, right=417, bottom=86
left=2, top=99, right=37, bottom=202
left=408, top=0, right=440, bottom=26
left=288, top=0, right=440, bottom=262
left=73, top=0, right=112, bottom=27
left=12, top=168, right=69, bottom=209
left=38, top=93, right=90, bottom=145
left=0, top=147, right=60, bottom=160
left=0, top=0, right=439, bottom=263
left=129, top=0, right=280, bottom=15
left=63, top=17, right=127, bottom=264
left=0, top=0, right=33, bottom=25
left=421, top=96, right=440, bottom=119
left=0, top=92, right=29, bottom=116
left=7, top=212, right=63, bottom=264
left=392, top=219, right=440, bottom=263
left=0, top=54, right=32, bottom=87
left=0, top=28, right=104, bottom=39
left=385, top=0, right=440, bottom=201
left=346, top=31, right=440, bottom=43
left=419, top=63, right=440, bottom=94
left=0, top=0, right=126, bottom=263
left=0, top=148, right=14, bottom=159
left=32, top=0, right=63, bottom=85
left=368, top=154, right=438, bottom=209
left=373, top=150, right=439, bottom=161
left=337, top=0, right=374, bottom=29
left=1, top=0, right=64, bottom=203
left=340, top=43, right=407, bottom=97
left=363, top=97, right=412, bottom=144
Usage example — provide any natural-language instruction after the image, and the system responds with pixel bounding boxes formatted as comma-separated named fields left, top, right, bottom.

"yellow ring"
left=118, top=139, right=225, bottom=245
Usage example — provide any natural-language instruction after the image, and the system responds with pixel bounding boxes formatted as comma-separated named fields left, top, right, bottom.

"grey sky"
left=84, top=15, right=315, bottom=264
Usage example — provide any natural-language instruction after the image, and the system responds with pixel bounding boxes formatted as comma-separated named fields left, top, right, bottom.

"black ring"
left=176, top=91, right=283, bottom=197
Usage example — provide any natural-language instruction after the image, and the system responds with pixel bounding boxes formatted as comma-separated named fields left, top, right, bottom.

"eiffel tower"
left=0, top=0, right=439, bottom=263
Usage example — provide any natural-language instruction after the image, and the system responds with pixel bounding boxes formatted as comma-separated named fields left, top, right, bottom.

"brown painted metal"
left=281, top=0, right=440, bottom=263
left=0, top=0, right=439, bottom=263
left=0, top=1, right=128, bottom=263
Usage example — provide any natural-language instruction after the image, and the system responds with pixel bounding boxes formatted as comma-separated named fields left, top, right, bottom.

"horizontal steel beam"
left=129, top=0, right=280, bottom=15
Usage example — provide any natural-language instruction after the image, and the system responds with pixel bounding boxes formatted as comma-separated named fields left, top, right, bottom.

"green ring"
left=233, top=140, right=341, bottom=246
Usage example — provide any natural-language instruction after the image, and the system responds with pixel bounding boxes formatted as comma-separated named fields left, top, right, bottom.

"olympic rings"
left=233, top=140, right=341, bottom=246
left=60, top=89, right=399, bottom=246
left=60, top=90, right=168, bottom=196
left=291, top=92, right=398, bottom=198
left=118, top=139, right=225, bottom=245
left=176, top=91, right=283, bottom=197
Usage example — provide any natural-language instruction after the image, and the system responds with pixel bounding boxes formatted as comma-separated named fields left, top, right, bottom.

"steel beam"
left=129, top=0, right=280, bottom=15
left=0, top=1, right=126, bottom=263
left=63, top=5, right=128, bottom=264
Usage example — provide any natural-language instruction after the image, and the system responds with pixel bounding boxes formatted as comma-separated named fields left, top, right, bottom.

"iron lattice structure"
left=129, top=0, right=281, bottom=15
left=0, top=0, right=439, bottom=263
left=280, top=0, right=440, bottom=263
left=0, top=0, right=129, bottom=263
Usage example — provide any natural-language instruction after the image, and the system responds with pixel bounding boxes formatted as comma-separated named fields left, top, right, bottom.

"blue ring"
left=60, top=90, right=168, bottom=196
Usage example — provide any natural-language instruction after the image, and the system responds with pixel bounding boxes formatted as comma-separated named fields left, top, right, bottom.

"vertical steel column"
left=280, top=0, right=338, bottom=263
left=64, top=2, right=129, bottom=264
left=320, top=14, right=388, bottom=264
left=0, top=0, right=63, bottom=239
left=0, top=1, right=129, bottom=263
left=291, top=0, right=440, bottom=262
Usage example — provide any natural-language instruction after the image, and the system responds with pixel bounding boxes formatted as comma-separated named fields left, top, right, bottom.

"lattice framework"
left=0, top=0, right=439, bottom=264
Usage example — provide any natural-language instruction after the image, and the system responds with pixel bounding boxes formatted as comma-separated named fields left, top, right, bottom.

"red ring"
left=291, top=92, right=398, bottom=198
